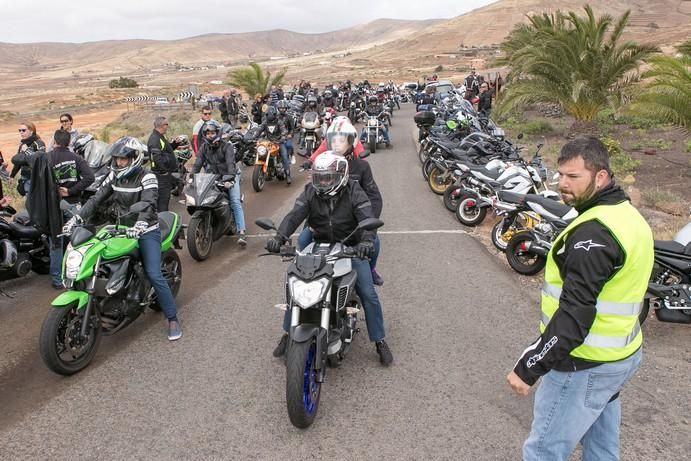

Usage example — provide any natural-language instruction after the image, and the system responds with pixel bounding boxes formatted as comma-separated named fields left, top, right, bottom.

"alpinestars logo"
left=574, top=240, right=606, bottom=252
left=527, top=336, right=558, bottom=368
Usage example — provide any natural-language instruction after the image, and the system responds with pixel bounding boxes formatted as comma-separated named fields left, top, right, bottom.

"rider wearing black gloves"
left=267, top=152, right=393, bottom=366
left=62, top=136, right=182, bottom=341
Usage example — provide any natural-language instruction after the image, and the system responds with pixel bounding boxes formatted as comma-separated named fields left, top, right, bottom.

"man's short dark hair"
left=53, top=129, right=71, bottom=148
left=201, top=106, right=212, bottom=113
left=558, top=137, right=612, bottom=176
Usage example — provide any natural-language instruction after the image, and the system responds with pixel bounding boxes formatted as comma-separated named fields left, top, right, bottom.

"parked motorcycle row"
left=413, top=94, right=691, bottom=329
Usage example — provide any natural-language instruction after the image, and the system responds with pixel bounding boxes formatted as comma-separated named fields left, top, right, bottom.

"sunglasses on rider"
left=60, top=119, right=70, bottom=123
left=202, top=112, right=211, bottom=116
left=18, top=128, right=27, bottom=132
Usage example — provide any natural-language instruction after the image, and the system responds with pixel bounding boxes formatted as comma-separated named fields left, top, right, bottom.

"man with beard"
left=507, top=137, right=654, bottom=461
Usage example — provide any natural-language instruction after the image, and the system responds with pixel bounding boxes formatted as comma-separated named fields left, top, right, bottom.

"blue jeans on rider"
left=523, top=348, right=642, bottom=461
left=279, top=142, right=291, bottom=175
left=228, top=174, right=246, bottom=233
left=49, top=236, right=63, bottom=286
left=139, top=228, right=178, bottom=321
left=283, top=228, right=385, bottom=342
left=284, top=138, right=293, bottom=155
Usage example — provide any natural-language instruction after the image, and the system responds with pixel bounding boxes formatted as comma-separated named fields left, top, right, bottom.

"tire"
left=428, top=167, right=452, bottom=195
left=286, top=339, right=321, bottom=429
left=187, top=214, right=213, bottom=261
left=639, top=299, right=650, bottom=326
left=252, top=166, right=265, bottom=192
left=305, top=139, right=315, bottom=157
left=505, top=232, right=547, bottom=275
left=369, top=140, right=376, bottom=154
left=443, top=185, right=461, bottom=212
left=39, top=302, right=102, bottom=376
left=455, top=193, right=487, bottom=226
left=151, top=249, right=182, bottom=312
left=422, top=159, right=434, bottom=181
left=418, top=144, right=428, bottom=164
left=491, top=219, right=513, bottom=252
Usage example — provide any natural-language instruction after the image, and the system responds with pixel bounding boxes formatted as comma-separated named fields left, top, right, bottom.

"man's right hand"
left=266, top=235, right=284, bottom=253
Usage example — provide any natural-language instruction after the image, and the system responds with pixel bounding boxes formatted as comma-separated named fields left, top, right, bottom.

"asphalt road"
left=0, top=105, right=689, bottom=460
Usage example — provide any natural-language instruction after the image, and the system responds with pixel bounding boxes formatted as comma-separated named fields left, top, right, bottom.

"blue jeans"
left=284, top=138, right=293, bottom=155
left=49, top=236, right=63, bottom=286
left=284, top=230, right=386, bottom=342
left=139, top=229, right=178, bottom=321
left=523, top=348, right=642, bottom=461
left=228, top=175, right=246, bottom=233
left=297, top=227, right=380, bottom=269
left=279, top=142, right=291, bottom=175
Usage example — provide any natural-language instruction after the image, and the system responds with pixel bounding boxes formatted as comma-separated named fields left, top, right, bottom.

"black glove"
left=266, top=235, right=284, bottom=253
left=355, top=240, right=374, bottom=259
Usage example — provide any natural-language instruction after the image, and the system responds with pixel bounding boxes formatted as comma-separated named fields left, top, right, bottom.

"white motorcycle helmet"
left=326, top=118, right=358, bottom=156
left=108, top=136, right=146, bottom=180
left=312, top=152, right=349, bottom=197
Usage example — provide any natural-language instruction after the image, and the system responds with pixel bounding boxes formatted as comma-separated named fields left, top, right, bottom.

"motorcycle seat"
left=158, top=212, right=176, bottom=240
left=14, top=210, right=31, bottom=226
left=9, top=222, right=42, bottom=239
left=523, top=194, right=574, bottom=219
left=469, top=166, right=501, bottom=180
left=498, top=190, right=526, bottom=205
left=654, top=240, right=691, bottom=256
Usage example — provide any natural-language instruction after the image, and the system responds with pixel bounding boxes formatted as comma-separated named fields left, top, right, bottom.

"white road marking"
left=244, top=229, right=470, bottom=238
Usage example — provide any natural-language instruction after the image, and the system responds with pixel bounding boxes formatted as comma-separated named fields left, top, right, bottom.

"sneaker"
left=168, top=320, right=182, bottom=341
left=375, top=340, right=393, bottom=366
left=273, top=333, right=289, bottom=358
left=371, top=268, right=384, bottom=286
left=237, top=234, right=247, bottom=247
left=286, top=175, right=292, bottom=185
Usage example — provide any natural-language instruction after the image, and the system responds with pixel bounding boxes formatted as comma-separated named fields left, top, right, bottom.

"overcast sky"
left=0, top=0, right=496, bottom=43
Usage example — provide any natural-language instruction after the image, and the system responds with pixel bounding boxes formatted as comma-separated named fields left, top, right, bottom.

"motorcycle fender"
left=478, top=201, right=493, bottom=209
left=291, top=324, right=328, bottom=373
left=51, top=290, right=89, bottom=310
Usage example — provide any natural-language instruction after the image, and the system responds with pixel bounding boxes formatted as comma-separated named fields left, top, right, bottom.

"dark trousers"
left=156, top=173, right=172, bottom=212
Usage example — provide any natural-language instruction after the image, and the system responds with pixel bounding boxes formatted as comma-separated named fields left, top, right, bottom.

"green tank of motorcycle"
left=51, top=290, right=89, bottom=310
left=160, top=212, right=180, bottom=252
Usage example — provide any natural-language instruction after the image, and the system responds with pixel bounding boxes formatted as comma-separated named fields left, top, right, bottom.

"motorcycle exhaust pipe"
left=521, top=240, right=548, bottom=256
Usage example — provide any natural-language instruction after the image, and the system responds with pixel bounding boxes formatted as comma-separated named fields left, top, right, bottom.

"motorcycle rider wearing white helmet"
left=62, top=136, right=182, bottom=341
left=266, top=152, right=393, bottom=366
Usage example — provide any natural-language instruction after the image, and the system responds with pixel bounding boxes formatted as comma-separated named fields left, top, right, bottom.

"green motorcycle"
left=39, top=204, right=183, bottom=375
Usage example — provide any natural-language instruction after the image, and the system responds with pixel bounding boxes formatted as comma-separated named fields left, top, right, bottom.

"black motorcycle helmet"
left=368, top=96, right=378, bottom=105
left=265, top=106, right=278, bottom=122
left=202, top=120, right=222, bottom=147
left=73, top=133, right=94, bottom=157
left=277, top=100, right=289, bottom=114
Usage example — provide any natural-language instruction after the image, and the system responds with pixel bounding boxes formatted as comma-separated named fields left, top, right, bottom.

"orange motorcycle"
left=252, top=139, right=286, bottom=192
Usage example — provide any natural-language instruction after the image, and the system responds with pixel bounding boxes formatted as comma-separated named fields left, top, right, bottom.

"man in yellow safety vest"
left=507, top=137, right=654, bottom=461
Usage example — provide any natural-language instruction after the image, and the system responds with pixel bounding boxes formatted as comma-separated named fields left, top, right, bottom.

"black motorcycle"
left=644, top=223, right=691, bottom=324
left=183, top=173, right=236, bottom=261
left=171, top=148, right=193, bottom=197
left=256, top=217, right=384, bottom=429
left=0, top=206, right=50, bottom=278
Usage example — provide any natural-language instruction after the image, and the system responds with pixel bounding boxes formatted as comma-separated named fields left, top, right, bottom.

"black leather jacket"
left=192, top=140, right=238, bottom=176
left=257, top=119, right=288, bottom=143
left=278, top=180, right=375, bottom=246
left=79, top=167, right=158, bottom=228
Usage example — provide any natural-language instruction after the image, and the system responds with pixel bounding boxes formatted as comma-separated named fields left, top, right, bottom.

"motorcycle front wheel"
left=505, top=232, right=546, bottom=275
left=286, top=339, right=321, bottom=428
left=187, top=214, right=213, bottom=261
left=252, top=166, right=265, bottom=192
left=39, top=302, right=102, bottom=375
left=455, top=192, right=487, bottom=226
left=428, top=167, right=452, bottom=195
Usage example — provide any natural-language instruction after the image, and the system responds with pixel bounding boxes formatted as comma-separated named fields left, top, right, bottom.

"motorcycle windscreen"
left=189, top=173, right=221, bottom=202
left=84, top=140, right=111, bottom=169
left=302, top=112, right=319, bottom=129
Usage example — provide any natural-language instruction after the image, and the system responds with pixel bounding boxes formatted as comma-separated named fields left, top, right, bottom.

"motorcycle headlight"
left=257, top=146, right=268, bottom=158
left=290, top=277, right=330, bottom=309
left=201, top=194, right=217, bottom=206
left=368, top=119, right=378, bottom=127
left=185, top=194, right=195, bottom=206
left=64, top=245, right=90, bottom=280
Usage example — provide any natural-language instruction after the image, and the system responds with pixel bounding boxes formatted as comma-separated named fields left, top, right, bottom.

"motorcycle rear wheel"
left=39, top=302, right=102, bottom=375
left=491, top=219, right=516, bottom=252
left=443, top=185, right=461, bottom=211
left=187, top=214, right=213, bottom=261
left=428, top=167, right=452, bottom=195
left=418, top=144, right=429, bottom=164
left=505, top=232, right=546, bottom=275
left=286, top=339, right=321, bottom=428
left=422, top=159, right=434, bottom=181
left=455, top=192, right=487, bottom=226
left=252, top=166, right=265, bottom=192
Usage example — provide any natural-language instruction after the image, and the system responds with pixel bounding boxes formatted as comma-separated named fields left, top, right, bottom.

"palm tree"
left=496, top=6, right=659, bottom=131
left=226, top=63, right=286, bottom=98
left=630, top=39, right=691, bottom=129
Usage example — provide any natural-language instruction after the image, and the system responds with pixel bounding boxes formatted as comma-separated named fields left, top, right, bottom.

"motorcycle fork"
left=80, top=256, right=101, bottom=338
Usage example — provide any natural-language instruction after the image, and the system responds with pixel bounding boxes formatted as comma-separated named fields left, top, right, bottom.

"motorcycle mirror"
left=359, top=150, right=371, bottom=159
left=537, top=143, right=544, bottom=149
left=517, top=133, right=524, bottom=139
left=357, top=218, right=385, bottom=232
left=255, top=218, right=277, bottom=231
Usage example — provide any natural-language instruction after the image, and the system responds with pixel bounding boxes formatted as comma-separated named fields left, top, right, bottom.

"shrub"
left=523, top=120, right=553, bottom=135
left=686, top=139, right=691, bottom=153
left=109, top=77, right=139, bottom=89
left=617, top=114, right=659, bottom=129
left=600, top=137, right=640, bottom=176
left=641, top=187, right=682, bottom=209
left=647, top=139, right=673, bottom=150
